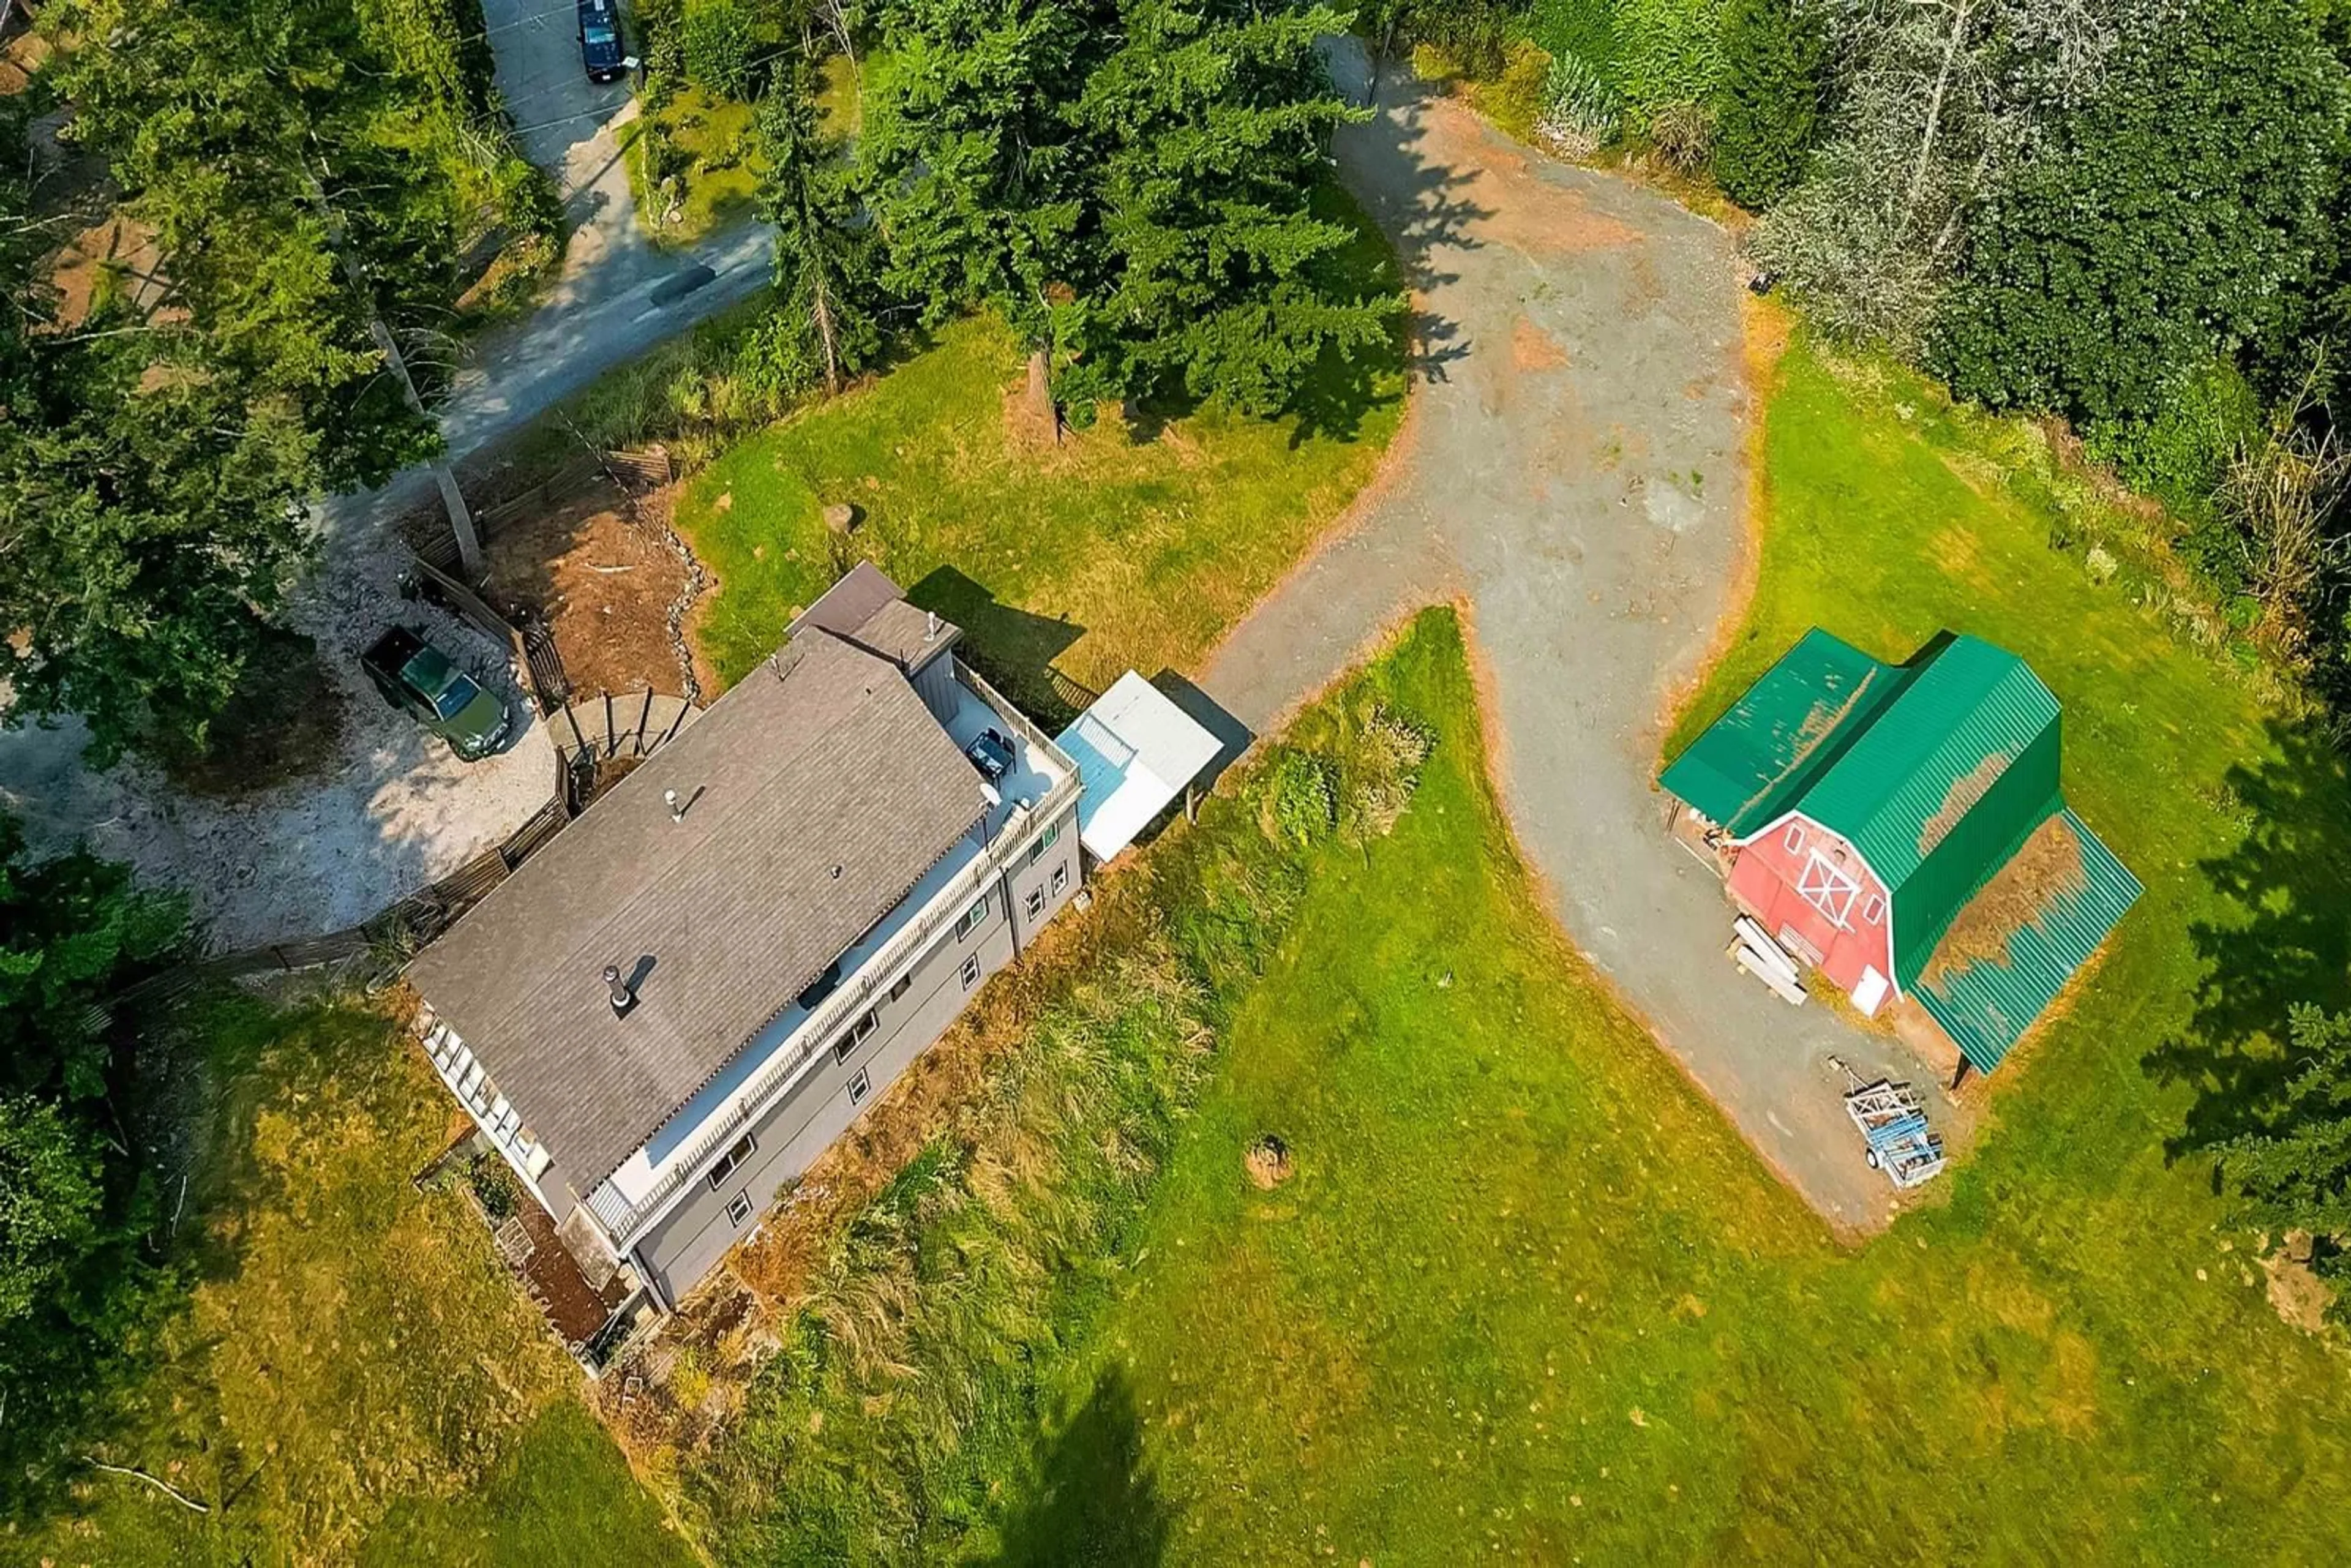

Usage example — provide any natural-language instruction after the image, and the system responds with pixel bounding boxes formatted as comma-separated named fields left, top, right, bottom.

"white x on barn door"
left=1796, top=849, right=1861, bottom=928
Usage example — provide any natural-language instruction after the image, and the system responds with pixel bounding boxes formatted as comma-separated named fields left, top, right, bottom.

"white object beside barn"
left=1056, top=672, right=1223, bottom=862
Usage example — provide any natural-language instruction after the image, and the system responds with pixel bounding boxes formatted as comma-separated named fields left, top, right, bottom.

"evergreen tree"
left=757, top=67, right=882, bottom=394
left=0, top=812, right=184, bottom=1490
left=1930, top=0, right=2344, bottom=424
left=1074, top=0, right=1400, bottom=416
left=860, top=0, right=1120, bottom=342
left=1710, top=0, right=1823, bottom=210
left=2218, top=1004, right=2351, bottom=1310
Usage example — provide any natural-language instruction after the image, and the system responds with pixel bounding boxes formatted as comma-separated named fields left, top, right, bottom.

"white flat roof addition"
left=1056, top=672, right=1223, bottom=861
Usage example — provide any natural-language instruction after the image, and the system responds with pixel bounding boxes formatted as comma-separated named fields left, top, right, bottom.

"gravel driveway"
left=1205, top=50, right=1954, bottom=1234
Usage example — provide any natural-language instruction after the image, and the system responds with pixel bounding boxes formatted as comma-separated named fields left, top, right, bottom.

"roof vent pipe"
left=604, top=963, right=637, bottom=1017
left=925, top=610, right=939, bottom=642
left=665, top=788, right=684, bottom=823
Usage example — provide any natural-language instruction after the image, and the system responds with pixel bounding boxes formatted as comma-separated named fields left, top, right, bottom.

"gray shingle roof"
left=785, top=560, right=963, bottom=673
left=407, top=628, right=987, bottom=1186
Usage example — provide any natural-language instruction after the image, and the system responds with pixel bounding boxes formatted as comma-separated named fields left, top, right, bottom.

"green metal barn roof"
left=1914, top=810, right=2143, bottom=1073
left=1661, top=630, right=2142, bottom=1072
left=1657, top=629, right=1908, bottom=839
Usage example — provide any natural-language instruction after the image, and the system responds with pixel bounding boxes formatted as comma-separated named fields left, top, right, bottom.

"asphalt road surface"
left=450, top=0, right=774, bottom=458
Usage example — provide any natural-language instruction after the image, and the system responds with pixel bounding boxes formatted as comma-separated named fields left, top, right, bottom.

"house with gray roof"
left=407, top=565, right=1084, bottom=1326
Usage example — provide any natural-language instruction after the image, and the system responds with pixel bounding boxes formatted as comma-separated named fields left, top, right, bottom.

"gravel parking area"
left=0, top=492, right=557, bottom=953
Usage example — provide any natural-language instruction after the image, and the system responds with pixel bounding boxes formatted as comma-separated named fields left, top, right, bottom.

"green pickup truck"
left=361, top=628, right=513, bottom=761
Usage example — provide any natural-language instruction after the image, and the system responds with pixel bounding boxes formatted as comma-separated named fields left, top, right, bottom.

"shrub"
left=1480, top=39, right=1556, bottom=137
left=1647, top=98, right=1714, bottom=171
left=1386, top=0, right=1520, bottom=78
left=467, top=1152, right=523, bottom=1221
left=1263, top=751, right=1338, bottom=848
left=635, top=0, right=685, bottom=103
left=1710, top=0, right=1824, bottom=209
left=1340, top=700, right=1436, bottom=839
left=1611, top=0, right=1727, bottom=126
left=1536, top=50, right=1622, bottom=158
left=683, top=0, right=760, bottom=100
left=2082, top=358, right=2263, bottom=527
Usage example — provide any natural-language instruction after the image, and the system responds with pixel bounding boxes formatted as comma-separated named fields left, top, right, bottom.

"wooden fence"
left=416, top=445, right=674, bottom=575
left=406, top=550, right=572, bottom=715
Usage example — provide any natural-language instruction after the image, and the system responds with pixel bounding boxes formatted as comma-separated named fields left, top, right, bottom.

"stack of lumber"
left=1728, top=915, right=1807, bottom=1005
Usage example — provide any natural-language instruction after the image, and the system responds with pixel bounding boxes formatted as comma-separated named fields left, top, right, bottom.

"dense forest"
left=1, top=0, right=557, bottom=765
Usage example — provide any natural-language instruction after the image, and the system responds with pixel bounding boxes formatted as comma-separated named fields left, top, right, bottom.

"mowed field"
left=669, top=185, right=1407, bottom=710
left=937, top=338, right=2351, bottom=1559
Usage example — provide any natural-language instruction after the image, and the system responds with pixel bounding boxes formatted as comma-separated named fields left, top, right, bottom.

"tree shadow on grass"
left=984, top=1365, right=1175, bottom=1568
left=2143, top=717, right=2351, bottom=1162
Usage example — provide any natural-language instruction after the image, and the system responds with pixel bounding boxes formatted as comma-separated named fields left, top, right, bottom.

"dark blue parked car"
left=579, top=0, right=626, bottom=82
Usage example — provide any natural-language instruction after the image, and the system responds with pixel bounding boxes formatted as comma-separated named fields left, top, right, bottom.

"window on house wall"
left=705, top=1133, right=757, bottom=1190
left=1025, top=887, right=1045, bottom=920
left=887, top=971, right=912, bottom=1004
left=848, top=1067, right=872, bottom=1105
left=1029, top=819, right=1061, bottom=865
left=1051, top=863, right=1068, bottom=895
left=725, top=1192, right=754, bottom=1227
left=953, top=895, right=989, bottom=942
left=1795, top=850, right=1861, bottom=928
left=831, top=1008, right=878, bottom=1064
left=1782, top=821, right=1805, bottom=854
left=959, top=954, right=981, bottom=990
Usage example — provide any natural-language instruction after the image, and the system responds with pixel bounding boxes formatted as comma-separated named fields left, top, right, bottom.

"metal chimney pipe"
left=604, top=962, right=635, bottom=1016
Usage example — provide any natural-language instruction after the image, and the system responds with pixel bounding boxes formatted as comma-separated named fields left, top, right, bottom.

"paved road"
left=451, top=0, right=774, bottom=459
left=1204, top=56, right=1951, bottom=1234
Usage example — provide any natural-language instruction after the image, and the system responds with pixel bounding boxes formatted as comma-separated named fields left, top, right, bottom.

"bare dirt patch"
left=1511, top=317, right=1570, bottom=372
left=479, top=482, right=700, bottom=698
left=1415, top=96, right=1642, bottom=257
left=1244, top=1134, right=1294, bottom=1190
left=2263, top=1234, right=2337, bottom=1334
left=42, top=212, right=175, bottom=332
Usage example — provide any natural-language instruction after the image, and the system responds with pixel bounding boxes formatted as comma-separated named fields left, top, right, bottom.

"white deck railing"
left=585, top=664, right=1081, bottom=1246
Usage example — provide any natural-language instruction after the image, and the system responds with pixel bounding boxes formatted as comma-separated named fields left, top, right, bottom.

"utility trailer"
left=1843, top=1077, right=1946, bottom=1188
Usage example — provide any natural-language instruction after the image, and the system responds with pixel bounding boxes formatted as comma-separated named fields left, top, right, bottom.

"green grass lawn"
left=18, top=997, right=681, bottom=1565
left=624, top=85, right=765, bottom=249
left=930, top=337, right=2351, bottom=1559
left=671, top=186, right=1404, bottom=711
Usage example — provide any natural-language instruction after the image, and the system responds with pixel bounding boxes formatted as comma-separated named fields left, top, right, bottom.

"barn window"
left=1796, top=850, right=1861, bottom=928
left=1782, top=822, right=1805, bottom=853
left=1861, top=894, right=1886, bottom=925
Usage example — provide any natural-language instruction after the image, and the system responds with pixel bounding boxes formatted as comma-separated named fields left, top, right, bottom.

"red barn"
left=1660, top=629, right=2141, bottom=1075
